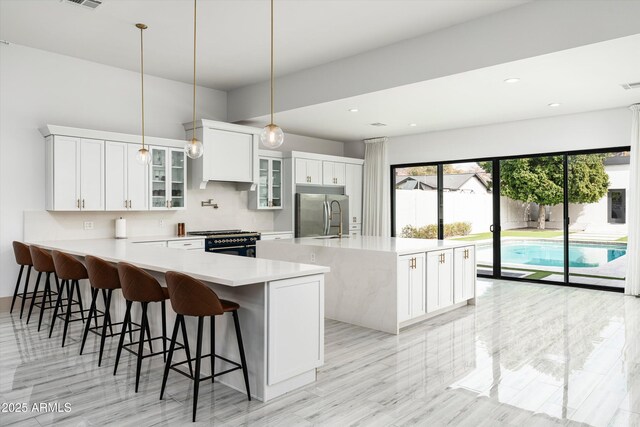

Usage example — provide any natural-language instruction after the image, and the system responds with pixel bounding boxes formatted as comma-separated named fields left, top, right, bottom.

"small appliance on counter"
left=177, top=223, right=186, bottom=237
left=115, top=217, right=127, bottom=239
left=187, top=229, right=261, bottom=257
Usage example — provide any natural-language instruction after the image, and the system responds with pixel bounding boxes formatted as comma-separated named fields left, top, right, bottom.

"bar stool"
left=26, top=246, right=61, bottom=331
left=114, top=262, right=191, bottom=393
left=160, top=271, right=251, bottom=422
left=81, top=255, right=145, bottom=367
left=50, top=250, right=92, bottom=347
left=10, top=242, right=35, bottom=319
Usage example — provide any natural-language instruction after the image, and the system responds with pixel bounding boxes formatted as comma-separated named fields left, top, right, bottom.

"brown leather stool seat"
left=26, top=246, right=61, bottom=331
left=160, top=271, right=251, bottom=422
left=79, top=255, right=140, bottom=366
left=114, top=262, right=191, bottom=393
left=10, top=242, right=36, bottom=319
left=50, top=250, right=92, bottom=347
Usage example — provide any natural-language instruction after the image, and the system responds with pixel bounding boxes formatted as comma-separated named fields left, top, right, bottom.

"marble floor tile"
left=2, top=279, right=640, bottom=426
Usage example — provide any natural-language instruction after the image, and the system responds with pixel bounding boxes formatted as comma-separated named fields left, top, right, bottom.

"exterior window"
left=608, top=189, right=626, bottom=224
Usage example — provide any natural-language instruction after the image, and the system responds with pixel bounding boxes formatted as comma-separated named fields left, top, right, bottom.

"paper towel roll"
left=115, top=217, right=127, bottom=239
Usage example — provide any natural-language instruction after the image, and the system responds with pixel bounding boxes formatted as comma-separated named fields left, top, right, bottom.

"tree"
left=397, top=164, right=461, bottom=176
left=480, top=155, right=609, bottom=229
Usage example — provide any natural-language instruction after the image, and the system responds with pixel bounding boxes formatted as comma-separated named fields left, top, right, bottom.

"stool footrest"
left=122, top=336, right=185, bottom=359
left=87, top=320, right=141, bottom=339
left=169, top=353, right=242, bottom=382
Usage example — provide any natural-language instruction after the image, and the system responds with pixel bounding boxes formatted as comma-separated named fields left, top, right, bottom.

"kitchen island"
left=257, top=236, right=476, bottom=334
left=27, top=238, right=329, bottom=402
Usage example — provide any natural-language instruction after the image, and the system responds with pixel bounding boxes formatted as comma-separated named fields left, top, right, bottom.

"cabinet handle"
left=124, top=200, right=128, bottom=208
left=77, top=199, right=80, bottom=209
left=168, top=200, right=172, bottom=208
left=82, top=199, right=85, bottom=209
left=353, top=216, right=356, bottom=223
left=129, top=200, right=132, bottom=209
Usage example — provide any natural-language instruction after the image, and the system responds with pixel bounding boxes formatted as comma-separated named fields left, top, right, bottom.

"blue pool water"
left=498, top=240, right=627, bottom=268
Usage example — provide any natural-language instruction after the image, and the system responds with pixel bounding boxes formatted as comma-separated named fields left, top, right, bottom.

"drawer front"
left=134, top=241, right=167, bottom=247
left=167, top=239, right=204, bottom=250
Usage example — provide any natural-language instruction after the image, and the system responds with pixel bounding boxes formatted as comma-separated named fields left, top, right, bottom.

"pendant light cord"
left=270, top=0, right=274, bottom=126
left=192, top=0, right=197, bottom=136
left=139, top=25, right=146, bottom=149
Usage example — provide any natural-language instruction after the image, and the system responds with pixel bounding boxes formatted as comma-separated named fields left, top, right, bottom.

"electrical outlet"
left=310, top=253, right=316, bottom=262
left=83, top=221, right=94, bottom=230
left=159, top=219, right=164, bottom=227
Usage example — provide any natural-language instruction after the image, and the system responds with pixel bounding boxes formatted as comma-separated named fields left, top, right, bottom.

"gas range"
left=188, top=230, right=261, bottom=257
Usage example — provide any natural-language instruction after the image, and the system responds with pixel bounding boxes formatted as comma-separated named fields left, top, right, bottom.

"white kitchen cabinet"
left=105, top=142, right=149, bottom=211
left=397, top=253, right=425, bottom=322
left=46, top=136, right=104, bottom=211
left=261, top=232, right=294, bottom=240
left=250, top=157, right=283, bottom=209
left=454, top=246, right=476, bottom=303
left=345, top=163, right=363, bottom=225
left=322, top=161, right=345, bottom=186
left=133, top=240, right=167, bottom=247
left=426, top=249, right=454, bottom=313
left=167, top=239, right=204, bottom=250
left=295, top=158, right=322, bottom=185
left=150, top=146, right=186, bottom=210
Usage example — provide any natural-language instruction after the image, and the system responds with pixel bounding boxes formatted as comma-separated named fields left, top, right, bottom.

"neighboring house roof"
left=395, top=173, right=489, bottom=192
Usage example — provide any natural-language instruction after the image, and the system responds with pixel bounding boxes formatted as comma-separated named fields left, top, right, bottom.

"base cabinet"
left=426, top=249, right=454, bottom=313
left=398, top=253, right=426, bottom=322
left=454, top=246, right=476, bottom=303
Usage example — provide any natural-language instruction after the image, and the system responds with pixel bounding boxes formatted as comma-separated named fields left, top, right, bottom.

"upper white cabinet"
left=295, top=158, right=322, bottom=185
left=105, top=142, right=149, bottom=211
left=426, top=249, right=454, bottom=313
left=184, top=119, right=259, bottom=189
left=454, top=246, right=476, bottom=303
left=150, top=146, right=186, bottom=210
left=345, top=164, right=363, bottom=225
left=250, top=154, right=283, bottom=209
left=322, top=161, right=345, bottom=186
left=45, top=136, right=104, bottom=211
left=397, top=253, right=426, bottom=323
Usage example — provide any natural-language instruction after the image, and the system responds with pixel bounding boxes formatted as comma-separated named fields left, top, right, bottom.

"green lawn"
left=451, top=229, right=565, bottom=241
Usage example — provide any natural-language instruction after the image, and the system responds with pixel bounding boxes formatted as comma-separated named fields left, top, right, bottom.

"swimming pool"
left=488, top=240, right=627, bottom=268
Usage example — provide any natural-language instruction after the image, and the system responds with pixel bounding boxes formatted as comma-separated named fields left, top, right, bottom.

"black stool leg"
left=98, top=289, right=113, bottom=367
left=161, top=300, right=167, bottom=362
left=61, top=279, right=76, bottom=347
left=102, top=290, right=114, bottom=336
left=19, top=266, right=32, bottom=319
left=74, top=280, right=85, bottom=323
left=193, top=316, right=204, bottom=422
left=180, top=315, right=194, bottom=377
left=51, top=274, right=60, bottom=311
left=49, top=279, right=67, bottom=338
left=160, top=314, right=181, bottom=400
left=210, top=315, right=215, bottom=383
left=80, top=288, right=99, bottom=354
left=233, top=310, right=251, bottom=401
left=37, top=273, right=52, bottom=332
left=135, top=302, right=148, bottom=393
left=10, top=265, right=25, bottom=314
left=26, top=272, right=42, bottom=324
left=114, top=300, right=132, bottom=375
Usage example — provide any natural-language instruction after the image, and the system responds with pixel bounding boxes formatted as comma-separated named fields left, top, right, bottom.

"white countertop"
left=258, top=236, right=474, bottom=255
left=129, top=235, right=206, bottom=243
left=28, top=238, right=329, bottom=287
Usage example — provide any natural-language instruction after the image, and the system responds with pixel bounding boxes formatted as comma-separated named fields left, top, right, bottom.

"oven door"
left=206, top=245, right=256, bottom=257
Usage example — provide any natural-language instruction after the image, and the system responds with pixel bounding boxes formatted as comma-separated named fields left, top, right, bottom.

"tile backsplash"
left=24, top=182, right=275, bottom=241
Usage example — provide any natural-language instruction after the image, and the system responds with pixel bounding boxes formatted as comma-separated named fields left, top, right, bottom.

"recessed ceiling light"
left=409, top=123, right=417, bottom=127
left=348, top=108, right=359, bottom=113
left=548, top=103, right=561, bottom=107
left=504, top=78, right=520, bottom=84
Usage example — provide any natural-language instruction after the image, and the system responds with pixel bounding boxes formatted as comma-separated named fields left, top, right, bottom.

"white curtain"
left=362, top=137, right=390, bottom=236
left=625, top=104, right=640, bottom=296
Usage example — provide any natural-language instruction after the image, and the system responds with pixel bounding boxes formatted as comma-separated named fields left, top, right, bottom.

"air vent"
left=65, top=0, right=102, bottom=9
left=621, top=82, right=640, bottom=90
left=370, top=122, right=387, bottom=127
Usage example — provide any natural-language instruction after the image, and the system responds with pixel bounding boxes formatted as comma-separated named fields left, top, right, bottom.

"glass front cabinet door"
left=254, top=157, right=282, bottom=209
left=150, top=146, right=186, bottom=210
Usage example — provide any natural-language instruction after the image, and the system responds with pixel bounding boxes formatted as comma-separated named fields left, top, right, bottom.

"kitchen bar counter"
left=258, top=236, right=476, bottom=334
left=28, top=238, right=328, bottom=402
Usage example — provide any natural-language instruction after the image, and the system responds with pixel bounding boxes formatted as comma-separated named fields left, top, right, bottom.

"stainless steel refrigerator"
left=295, top=193, right=350, bottom=237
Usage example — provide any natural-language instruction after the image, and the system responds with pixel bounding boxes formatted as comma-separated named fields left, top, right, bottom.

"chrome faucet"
left=329, top=200, right=343, bottom=238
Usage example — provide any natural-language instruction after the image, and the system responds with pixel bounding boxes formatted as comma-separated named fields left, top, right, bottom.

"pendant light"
left=185, top=0, right=204, bottom=159
left=260, top=0, right=284, bottom=149
left=135, top=23, right=152, bottom=165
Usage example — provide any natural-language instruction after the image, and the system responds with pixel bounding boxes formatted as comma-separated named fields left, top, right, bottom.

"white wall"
left=270, top=133, right=345, bottom=157
left=388, top=108, right=631, bottom=165
left=0, top=44, right=231, bottom=298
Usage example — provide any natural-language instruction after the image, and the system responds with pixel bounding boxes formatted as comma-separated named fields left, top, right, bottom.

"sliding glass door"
left=391, top=147, right=630, bottom=291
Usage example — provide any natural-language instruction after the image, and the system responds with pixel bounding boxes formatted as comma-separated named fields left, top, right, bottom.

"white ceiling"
left=244, top=34, right=640, bottom=141
left=0, top=0, right=530, bottom=90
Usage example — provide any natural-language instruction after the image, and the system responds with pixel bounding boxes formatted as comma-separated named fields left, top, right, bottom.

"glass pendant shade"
left=136, top=147, right=152, bottom=165
left=185, top=137, right=204, bottom=159
left=260, top=123, right=284, bottom=149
